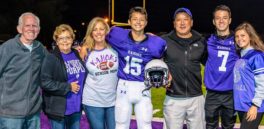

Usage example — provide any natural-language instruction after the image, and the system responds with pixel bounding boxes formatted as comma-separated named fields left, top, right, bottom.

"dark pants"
left=0, top=112, right=40, bottom=129
left=205, top=90, right=236, bottom=129
left=238, top=111, right=264, bottom=129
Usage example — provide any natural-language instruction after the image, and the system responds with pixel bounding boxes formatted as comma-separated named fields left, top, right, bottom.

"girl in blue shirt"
left=234, top=22, right=264, bottom=129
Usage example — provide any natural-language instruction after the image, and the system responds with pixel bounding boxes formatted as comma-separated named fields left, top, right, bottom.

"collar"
left=241, top=47, right=254, bottom=57
left=128, top=31, right=148, bottom=43
left=214, top=31, right=234, bottom=40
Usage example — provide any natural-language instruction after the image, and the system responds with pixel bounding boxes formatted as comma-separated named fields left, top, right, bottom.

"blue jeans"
left=49, top=112, right=81, bottom=129
left=0, top=112, right=40, bottom=129
left=83, top=105, right=115, bottom=129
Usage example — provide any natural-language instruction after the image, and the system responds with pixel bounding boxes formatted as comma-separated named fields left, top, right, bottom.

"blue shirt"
left=234, top=48, right=264, bottom=112
left=106, top=27, right=166, bottom=81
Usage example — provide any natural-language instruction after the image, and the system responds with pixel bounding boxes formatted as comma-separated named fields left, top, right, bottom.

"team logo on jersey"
left=229, top=41, right=234, bottom=45
left=140, top=47, right=148, bottom=52
left=234, top=59, right=245, bottom=83
left=193, top=43, right=198, bottom=47
left=97, top=61, right=115, bottom=70
left=234, top=59, right=247, bottom=91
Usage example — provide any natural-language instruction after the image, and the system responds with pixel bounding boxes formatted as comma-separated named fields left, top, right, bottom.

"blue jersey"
left=204, top=34, right=239, bottom=91
left=106, top=27, right=166, bottom=81
left=234, top=49, right=264, bottom=112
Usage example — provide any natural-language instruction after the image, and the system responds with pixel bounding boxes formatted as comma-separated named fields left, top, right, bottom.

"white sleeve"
left=252, top=74, right=264, bottom=107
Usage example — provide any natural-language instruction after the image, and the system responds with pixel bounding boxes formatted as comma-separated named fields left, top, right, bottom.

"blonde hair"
left=82, top=17, right=110, bottom=51
left=235, top=22, right=264, bottom=51
left=53, top=24, right=75, bottom=41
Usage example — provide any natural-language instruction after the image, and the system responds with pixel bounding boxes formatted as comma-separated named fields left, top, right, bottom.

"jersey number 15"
left=123, top=56, right=143, bottom=76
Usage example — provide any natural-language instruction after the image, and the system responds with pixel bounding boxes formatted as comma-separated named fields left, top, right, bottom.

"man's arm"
left=0, top=43, right=10, bottom=77
left=201, top=37, right=208, bottom=66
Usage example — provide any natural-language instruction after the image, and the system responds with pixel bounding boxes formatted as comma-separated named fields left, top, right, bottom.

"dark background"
left=1, top=0, right=264, bottom=49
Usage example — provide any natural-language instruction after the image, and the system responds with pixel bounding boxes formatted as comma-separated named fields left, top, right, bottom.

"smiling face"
left=235, top=29, right=251, bottom=49
left=128, top=12, right=147, bottom=33
left=17, top=14, right=40, bottom=44
left=92, top=21, right=107, bottom=44
left=174, top=12, right=193, bottom=38
left=56, top=31, right=73, bottom=54
left=213, top=10, right=231, bottom=35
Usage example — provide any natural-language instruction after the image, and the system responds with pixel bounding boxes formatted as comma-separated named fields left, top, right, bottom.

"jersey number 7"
left=218, top=50, right=229, bottom=72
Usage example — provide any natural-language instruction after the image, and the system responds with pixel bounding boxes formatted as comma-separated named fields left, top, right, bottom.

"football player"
left=204, top=5, right=239, bottom=129
left=106, top=6, right=166, bottom=129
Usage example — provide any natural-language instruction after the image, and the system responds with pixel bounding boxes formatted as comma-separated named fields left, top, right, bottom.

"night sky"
left=1, top=0, right=264, bottom=48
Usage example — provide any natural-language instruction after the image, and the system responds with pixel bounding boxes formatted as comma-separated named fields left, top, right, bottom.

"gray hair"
left=18, top=12, right=40, bottom=27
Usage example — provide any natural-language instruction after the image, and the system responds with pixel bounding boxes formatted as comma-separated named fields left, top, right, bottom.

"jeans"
left=0, top=112, right=40, bottom=129
left=83, top=105, right=115, bottom=129
left=49, top=112, right=81, bottom=129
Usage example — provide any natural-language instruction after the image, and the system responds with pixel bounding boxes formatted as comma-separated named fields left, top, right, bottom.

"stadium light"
left=104, top=17, right=109, bottom=23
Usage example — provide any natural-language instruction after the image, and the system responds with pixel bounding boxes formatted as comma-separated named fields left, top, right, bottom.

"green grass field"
left=150, top=66, right=264, bottom=124
left=151, top=65, right=206, bottom=118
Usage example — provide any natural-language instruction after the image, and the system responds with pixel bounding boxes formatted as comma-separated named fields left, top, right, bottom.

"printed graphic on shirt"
left=88, top=53, right=118, bottom=76
left=64, top=60, right=86, bottom=78
left=233, top=59, right=246, bottom=91
left=234, top=59, right=245, bottom=83
left=90, top=54, right=117, bottom=70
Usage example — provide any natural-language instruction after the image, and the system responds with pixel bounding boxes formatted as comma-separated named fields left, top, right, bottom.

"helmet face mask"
left=144, top=59, right=169, bottom=90
left=147, top=68, right=168, bottom=88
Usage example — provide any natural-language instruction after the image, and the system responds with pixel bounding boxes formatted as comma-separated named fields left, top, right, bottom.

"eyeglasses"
left=57, top=43, right=72, bottom=46
left=57, top=36, right=72, bottom=42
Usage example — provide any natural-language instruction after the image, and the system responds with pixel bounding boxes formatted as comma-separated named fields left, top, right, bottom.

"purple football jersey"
left=106, top=27, right=166, bottom=81
left=204, top=34, right=239, bottom=91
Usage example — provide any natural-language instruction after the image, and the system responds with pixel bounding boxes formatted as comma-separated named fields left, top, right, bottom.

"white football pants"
left=115, top=79, right=153, bottom=129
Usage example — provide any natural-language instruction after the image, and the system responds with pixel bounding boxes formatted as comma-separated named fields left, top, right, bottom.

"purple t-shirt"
left=61, top=51, right=86, bottom=115
left=106, top=26, right=166, bottom=82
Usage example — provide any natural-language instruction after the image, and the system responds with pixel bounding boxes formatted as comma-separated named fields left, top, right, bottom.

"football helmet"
left=143, top=59, right=169, bottom=95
